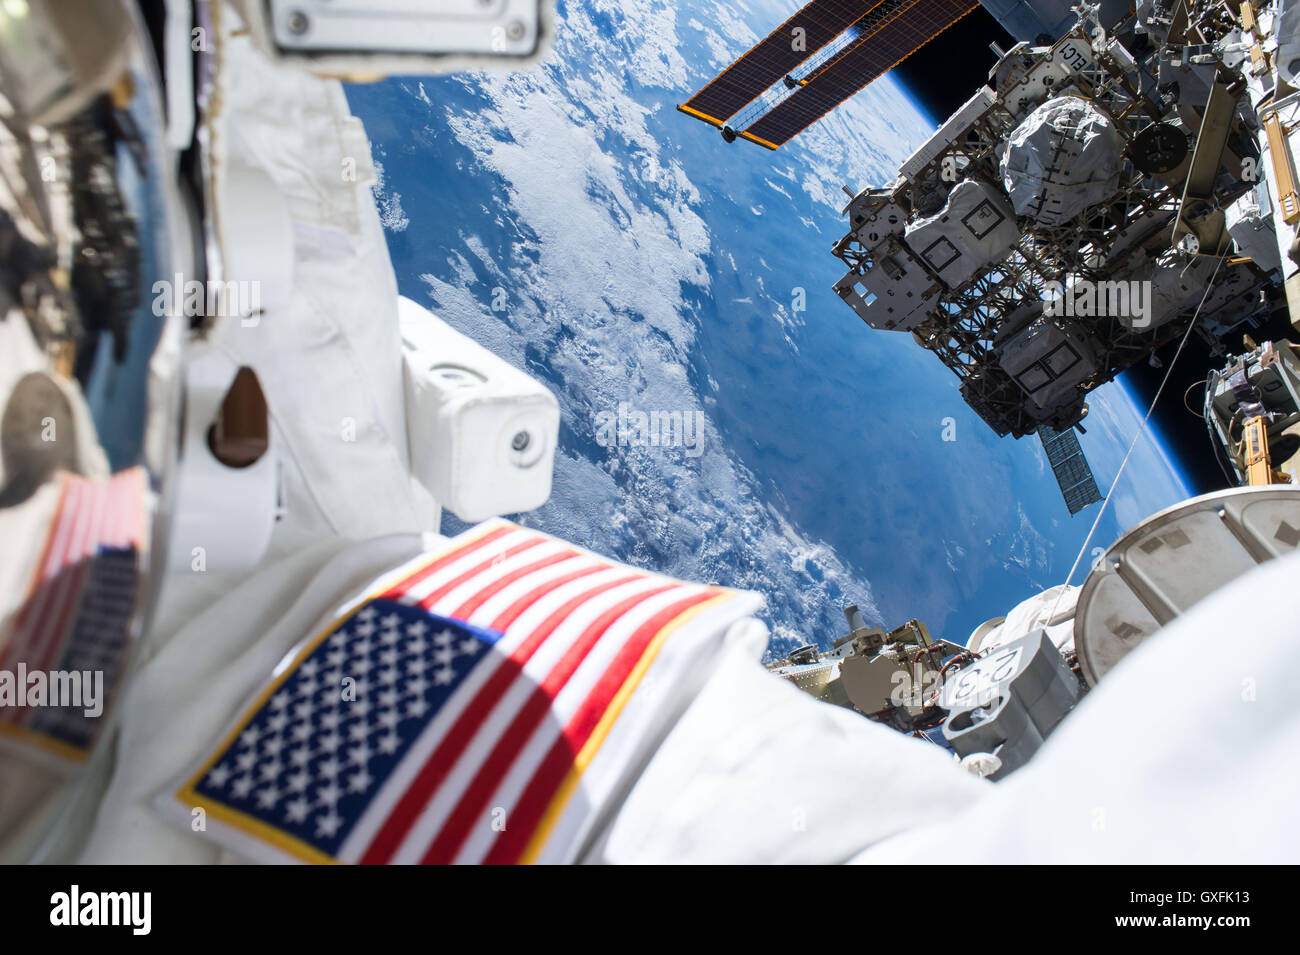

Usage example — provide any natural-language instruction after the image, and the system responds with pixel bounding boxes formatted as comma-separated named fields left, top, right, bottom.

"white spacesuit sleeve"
left=597, top=548, right=1300, bottom=865
left=77, top=531, right=1300, bottom=864
left=203, top=25, right=436, bottom=547
left=592, top=631, right=986, bottom=864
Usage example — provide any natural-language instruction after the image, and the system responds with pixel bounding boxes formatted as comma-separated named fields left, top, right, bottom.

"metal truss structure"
left=831, top=10, right=1277, bottom=438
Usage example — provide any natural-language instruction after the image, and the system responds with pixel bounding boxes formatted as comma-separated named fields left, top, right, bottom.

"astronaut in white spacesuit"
left=1, top=1, right=1297, bottom=865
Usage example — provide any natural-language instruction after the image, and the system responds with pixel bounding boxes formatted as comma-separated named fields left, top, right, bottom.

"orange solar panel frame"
left=677, top=0, right=884, bottom=128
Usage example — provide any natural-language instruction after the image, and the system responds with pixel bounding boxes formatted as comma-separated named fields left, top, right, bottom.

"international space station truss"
left=830, top=13, right=1273, bottom=440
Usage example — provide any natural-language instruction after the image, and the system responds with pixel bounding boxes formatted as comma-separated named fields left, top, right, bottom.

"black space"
left=1120, top=305, right=1298, bottom=496
left=890, top=9, right=1014, bottom=123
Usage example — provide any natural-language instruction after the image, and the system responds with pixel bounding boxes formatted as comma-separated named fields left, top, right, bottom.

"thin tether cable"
left=1048, top=252, right=1228, bottom=620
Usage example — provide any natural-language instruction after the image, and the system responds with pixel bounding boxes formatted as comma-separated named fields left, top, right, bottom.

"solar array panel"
left=1038, top=425, right=1103, bottom=516
left=741, top=0, right=980, bottom=148
left=678, top=0, right=881, bottom=127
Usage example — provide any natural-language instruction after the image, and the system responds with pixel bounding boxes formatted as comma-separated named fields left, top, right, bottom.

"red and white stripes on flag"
left=0, top=468, right=148, bottom=746
left=1, top=468, right=147, bottom=675
left=165, top=519, right=763, bottom=865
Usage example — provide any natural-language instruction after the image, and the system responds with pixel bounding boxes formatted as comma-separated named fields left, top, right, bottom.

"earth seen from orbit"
left=345, top=0, right=1190, bottom=657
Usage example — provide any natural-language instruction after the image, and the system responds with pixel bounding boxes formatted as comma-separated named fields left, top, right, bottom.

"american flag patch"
left=161, top=520, right=761, bottom=864
left=0, top=468, right=148, bottom=764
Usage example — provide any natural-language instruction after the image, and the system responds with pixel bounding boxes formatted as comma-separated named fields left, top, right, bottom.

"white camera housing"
left=399, top=297, right=558, bottom=523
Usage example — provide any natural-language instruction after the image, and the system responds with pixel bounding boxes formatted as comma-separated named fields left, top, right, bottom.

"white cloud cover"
left=370, top=0, right=1188, bottom=652
left=398, top=0, right=940, bottom=652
